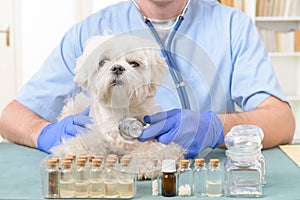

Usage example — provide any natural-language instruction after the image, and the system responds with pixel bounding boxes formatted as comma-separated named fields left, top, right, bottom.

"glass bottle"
left=89, top=158, right=105, bottom=198
left=206, top=159, right=222, bottom=197
left=118, top=158, right=135, bottom=198
left=59, top=160, right=75, bottom=198
left=225, top=124, right=266, bottom=186
left=177, top=159, right=193, bottom=197
left=161, top=159, right=176, bottom=197
left=193, top=158, right=207, bottom=198
left=74, top=158, right=89, bottom=198
left=47, top=159, right=59, bottom=198
left=224, top=125, right=264, bottom=197
left=104, top=158, right=119, bottom=198
left=151, top=159, right=161, bottom=196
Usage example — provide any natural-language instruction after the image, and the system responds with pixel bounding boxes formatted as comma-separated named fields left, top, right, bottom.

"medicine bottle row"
left=152, top=156, right=265, bottom=198
left=40, top=154, right=136, bottom=199
left=151, top=158, right=223, bottom=198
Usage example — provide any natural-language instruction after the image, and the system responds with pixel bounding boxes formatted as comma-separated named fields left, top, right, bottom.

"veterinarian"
left=0, top=0, right=295, bottom=158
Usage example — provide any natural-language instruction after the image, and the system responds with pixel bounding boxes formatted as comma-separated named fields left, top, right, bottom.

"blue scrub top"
left=15, top=0, right=286, bottom=122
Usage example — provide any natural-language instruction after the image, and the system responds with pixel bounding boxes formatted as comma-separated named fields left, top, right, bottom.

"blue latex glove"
left=37, top=107, right=92, bottom=153
left=138, top=109, right=224, bottom=158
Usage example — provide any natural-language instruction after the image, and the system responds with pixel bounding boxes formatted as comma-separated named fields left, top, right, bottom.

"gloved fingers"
left=75, top=125, right=91, bottom=134
left=73, top=114, right=92, bottom=126
left=65, top=124, right=90, bottom=136
left=144, top=108, right=180, bottom=123
left=138, top=116, right=177, bottom=142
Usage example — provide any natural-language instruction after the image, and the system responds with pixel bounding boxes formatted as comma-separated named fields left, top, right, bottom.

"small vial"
left=74, top=159, right=89, bottom=198
left=193, top=158, right=207, bottom=198
left=119, top=117, right=144, bottom=139
left=90, top=159, right=105, bottom=198
left=206, top=159, right=222, bottom=197
left=59, top=160, right=75, bottom=198
left=177, top=159, right=193, bottom=197
left=161, top=159, right=176, bottom=197
left=118, top=158, right=135, bottom=198
left=151, top=159, right=161, bottom=196
left=104, top=159, right=119, bottom=198
left=47, top=159, right=59, bottom=198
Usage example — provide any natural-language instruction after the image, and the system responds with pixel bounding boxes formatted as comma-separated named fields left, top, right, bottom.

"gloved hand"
left=138, top=109, right=224, bottom=158
left=37, top=107, right=92, bottom=153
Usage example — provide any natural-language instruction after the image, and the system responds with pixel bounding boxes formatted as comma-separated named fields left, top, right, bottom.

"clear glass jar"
left=177, top=159, right=193, bottom=197
left=224, top=125, right=265, bottom=197
left=206, top=159, right=222, bottom=197
left=74, top=158, right=90, bottom=198
left=90, top=158, right=105, bottom=198
left=224, top=150, right=263, bottom=197
left=59, top=160, right=75, bottom=198
left=193, top=158, right=207, bottom=198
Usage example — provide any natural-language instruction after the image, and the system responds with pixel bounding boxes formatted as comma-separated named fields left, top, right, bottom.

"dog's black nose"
left=111, top=65, right=125, bottom=75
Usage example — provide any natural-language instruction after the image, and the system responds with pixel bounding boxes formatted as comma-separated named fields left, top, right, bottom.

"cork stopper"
left=94, top=155, right=104, bottom=161
left=180, top=159, right=190, bottom=168
left=209, top=159, right=219, bottom=167
left=195, top=158, right=205, bottom=167
left=122, top=154, right=132, bottom=160
left=120, top=158, right=131, bottom=166
left=78, top=155, right=88, bottom=161
left=107, top=154, right=118, bottom=163
left=47, top=159, right=57, bottom=167
left=64, top=156, right=75, bottom=162
left=77, top=158, right=86, bottom=167
left=92, top=158, right=102, bottom=167
left=105, top=158, right=116, bottom=166
left=62, top=160, right=72, bottom=169
left=49, top=157, right=60, bottom=163
left=87, top=155, right=95, bottom=163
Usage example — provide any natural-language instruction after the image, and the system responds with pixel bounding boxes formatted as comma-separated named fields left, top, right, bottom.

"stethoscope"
left=132, top=0, right=191, bottom=109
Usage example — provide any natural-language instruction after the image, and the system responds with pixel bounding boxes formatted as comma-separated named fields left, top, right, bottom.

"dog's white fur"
left=51, top=35, right=184, bottom=173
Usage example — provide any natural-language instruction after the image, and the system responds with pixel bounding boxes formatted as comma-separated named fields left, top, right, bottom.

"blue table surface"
left=0, top=142, right=299, bottom=200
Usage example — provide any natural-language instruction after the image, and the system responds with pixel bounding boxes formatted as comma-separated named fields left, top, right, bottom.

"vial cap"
left=48, top=157, right=60, bottom=163
left=122, top=154, right=132, bottom=160
left=77, top=158, right=86, bottom=166
left=92, top=159, right=102, bottom=167
left=78, top=155, right=88, bottom=161
left=195, top=158, right=205, bottom=167
left=180, top=159, right=189, bottom=168
left=47, top=159, right=57, bottom=166
left=62, top=160, right=72, bottom=169
left=162, top=159, right=176, bottom=173
left=209, top=159, right=219, bottom=167
left=87, top=155, right=95, bottom=162
left=120, top=158, right=131, bottom=166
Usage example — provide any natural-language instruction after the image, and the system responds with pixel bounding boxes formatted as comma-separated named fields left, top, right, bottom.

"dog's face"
left=75, top=35, right=167, bottom=108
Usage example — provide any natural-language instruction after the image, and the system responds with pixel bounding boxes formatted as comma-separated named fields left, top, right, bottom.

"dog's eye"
left=99, top=59, right=109, bottom=67
left=129, top=61, right=140, bottom=68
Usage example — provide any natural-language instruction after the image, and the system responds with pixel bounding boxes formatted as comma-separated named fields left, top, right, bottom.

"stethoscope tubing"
left=144, top=17, right=191, bottom=109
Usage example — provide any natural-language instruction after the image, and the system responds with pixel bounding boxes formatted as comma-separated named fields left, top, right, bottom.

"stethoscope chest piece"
left=119, top=117, right=145, bottom=139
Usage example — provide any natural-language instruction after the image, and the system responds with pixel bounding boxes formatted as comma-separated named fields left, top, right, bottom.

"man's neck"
left=134, top=0, right=188, bottom=20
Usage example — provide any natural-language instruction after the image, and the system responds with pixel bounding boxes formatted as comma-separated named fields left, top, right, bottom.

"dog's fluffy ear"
left=75, top=35, right=112, bottom=90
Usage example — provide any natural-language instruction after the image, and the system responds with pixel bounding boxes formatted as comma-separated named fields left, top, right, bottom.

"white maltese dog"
left=51, top=34, right=184, bottom=173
